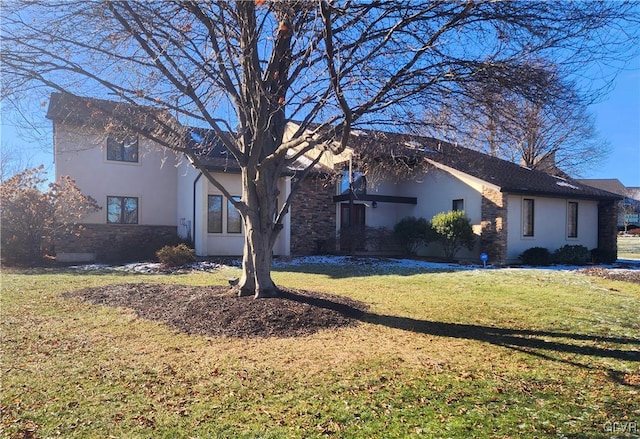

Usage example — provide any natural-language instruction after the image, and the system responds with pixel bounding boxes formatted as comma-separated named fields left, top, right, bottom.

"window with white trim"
left=567, top=201, right=578, bottom=238
left=227, top=196, right=242, bottom=233
left=207, top=195, right=222, bottom=233
left=522, top=198, right=535, bottom=237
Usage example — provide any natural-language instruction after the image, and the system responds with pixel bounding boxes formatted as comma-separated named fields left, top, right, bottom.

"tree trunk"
left=236, top=162, right=282, bottom=299
left=237, top=214, right=278, bottom=298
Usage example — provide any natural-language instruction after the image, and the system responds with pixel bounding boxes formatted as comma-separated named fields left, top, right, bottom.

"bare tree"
left=1, top=143, right=34, bottom=182
left=424, top=60, right=611, bottom=176
left=1, top=1, right=638, bottom=297
left=620, top=188, right=640, bottom=233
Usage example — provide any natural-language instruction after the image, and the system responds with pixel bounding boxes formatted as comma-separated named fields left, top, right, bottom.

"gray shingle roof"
left=47, top=93, right=622, bottom=200
left=347, top=129, right=622, bottom=201
left=576, top=179, right=629, bottom=197
left=47, top=92, right=168, bottom=131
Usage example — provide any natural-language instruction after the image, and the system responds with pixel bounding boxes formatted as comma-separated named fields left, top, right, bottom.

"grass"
left=619, top=235, right=640, bottom=260
left=1, top=264, right=639, bottom=438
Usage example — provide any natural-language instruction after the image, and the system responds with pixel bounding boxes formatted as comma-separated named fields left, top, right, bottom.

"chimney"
left=534, top=151, right=556, bottom=173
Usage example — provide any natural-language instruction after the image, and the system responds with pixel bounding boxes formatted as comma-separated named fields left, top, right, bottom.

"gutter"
left=192, top=172, right=202, bottom=244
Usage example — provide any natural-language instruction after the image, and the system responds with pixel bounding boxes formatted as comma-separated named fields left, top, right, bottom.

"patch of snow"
left=556, top=181, right=580, bottom=190
left=67, top=255, right=640, bottom=275
left=403, top=140, right=437, bottom=153
left=68, top=260, right=232, bottom=274
left=273, top=255, right=474, bottom=272
left=404, top=140, right=423, bottom=149
left=69, top=263, right=110, bottom=271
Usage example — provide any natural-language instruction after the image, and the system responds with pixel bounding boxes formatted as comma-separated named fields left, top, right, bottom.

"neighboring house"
left=578, top=179, right=640, bottom=229
left=48, top=93, right=622, bottom=264
left=317, top=130, right=622, bottom=264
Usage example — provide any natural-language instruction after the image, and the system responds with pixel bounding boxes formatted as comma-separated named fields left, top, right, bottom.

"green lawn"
left=619, top=236, right=640, bottom=260
left=1, top=263, right=639, bottom=438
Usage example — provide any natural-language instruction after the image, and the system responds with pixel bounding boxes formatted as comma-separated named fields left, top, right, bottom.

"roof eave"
left=501, top=188, right=623, bottom=201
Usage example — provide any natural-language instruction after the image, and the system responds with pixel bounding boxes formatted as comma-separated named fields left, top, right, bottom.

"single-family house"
left=314, top=130, right=622, bottom=264
left=48, top=93, right=621, bottom=264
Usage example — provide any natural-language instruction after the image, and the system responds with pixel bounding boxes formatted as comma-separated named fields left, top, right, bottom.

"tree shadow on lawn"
left=287, top=292, right=640, bottom=386
left=272, top=257, right=470, bottom=279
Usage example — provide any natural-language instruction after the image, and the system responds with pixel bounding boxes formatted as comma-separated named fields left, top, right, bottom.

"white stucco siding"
left=200, top=172, right=291, bottom=257
left=54, top=125, right=179, bottom=226
left=357, top=169, right=483, bottom=260
left=176, top=162, right=199, bottom=241
left=407, top=169, right=483, bottom=225
left=360, top=170, right=483, bottom=230
left=506, top=195, right=599, bottom=261
left=410, top=169, right=483, bottom=259
left=364, top=180, right=409, bottom=228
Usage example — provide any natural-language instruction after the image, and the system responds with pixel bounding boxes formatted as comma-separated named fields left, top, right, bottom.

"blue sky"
left=585, top=54, right=640, bottom=187
left=2, top=57, right=639, bottom=187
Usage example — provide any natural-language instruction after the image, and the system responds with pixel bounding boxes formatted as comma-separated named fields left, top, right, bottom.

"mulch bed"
left=64, top=284, right=368, bottom=338
left=62, top=266, right=639, bottom=339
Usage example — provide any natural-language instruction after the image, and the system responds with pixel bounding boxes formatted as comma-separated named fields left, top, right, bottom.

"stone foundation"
left=480, top=187, right=508, bottom=264
left=290, top=175, right=337, bottom=255
left=55, top=224, right=180, bottom=263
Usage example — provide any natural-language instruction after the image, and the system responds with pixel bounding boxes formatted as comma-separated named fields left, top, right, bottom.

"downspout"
left=192, top=172, right=202, bottom=248
left=348, top=156, right=354, bottom=256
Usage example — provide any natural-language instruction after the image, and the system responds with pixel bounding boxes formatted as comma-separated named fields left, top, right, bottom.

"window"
left=107, top=135, right=138, bottom=162
left=340, top=170, right=350, bottom=194
left=227, top=197, right=242, bottom=233
left=107, top=196, right=138, bottom=224
left=567, top=201, right=578, bottom=238
left=208, top=195, right=222, bottom=233
left=340, top=170, right=366, bottom=195
left=522, top=198, right=535, bottom=237
left=452, top=199, right=464, bottom=212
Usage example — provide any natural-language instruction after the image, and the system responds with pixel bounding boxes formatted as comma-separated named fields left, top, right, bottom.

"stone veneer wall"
left=290, top=175, right=337, bottom=255
left=55, top=224, right=180, bottom=263
left=480, top=187, right=508, bottom=264
left=597, top=200, right=618, bottom=262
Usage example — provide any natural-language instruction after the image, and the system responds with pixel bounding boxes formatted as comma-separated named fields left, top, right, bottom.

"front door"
left=340, top=203, right=366, bottom=251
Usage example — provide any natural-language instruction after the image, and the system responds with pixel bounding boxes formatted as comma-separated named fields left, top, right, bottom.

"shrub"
left=156, top=243, right=195, bottom=267
left=313, top=238, right=335, bottom=255
left=430, top=210, right=475, bottom=260
left=337, top=224, right=367, bottom=253
left=0, top=166, right=100, bottom=265
left=552, top=244, right=590, bottom=265
left=337, top=226, right=398, bottom=254
left=519, top=247, right=552, bottom=266
left=393, top=216, right=432, bottom=256
left=590, top=248, right=617, bottom=264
